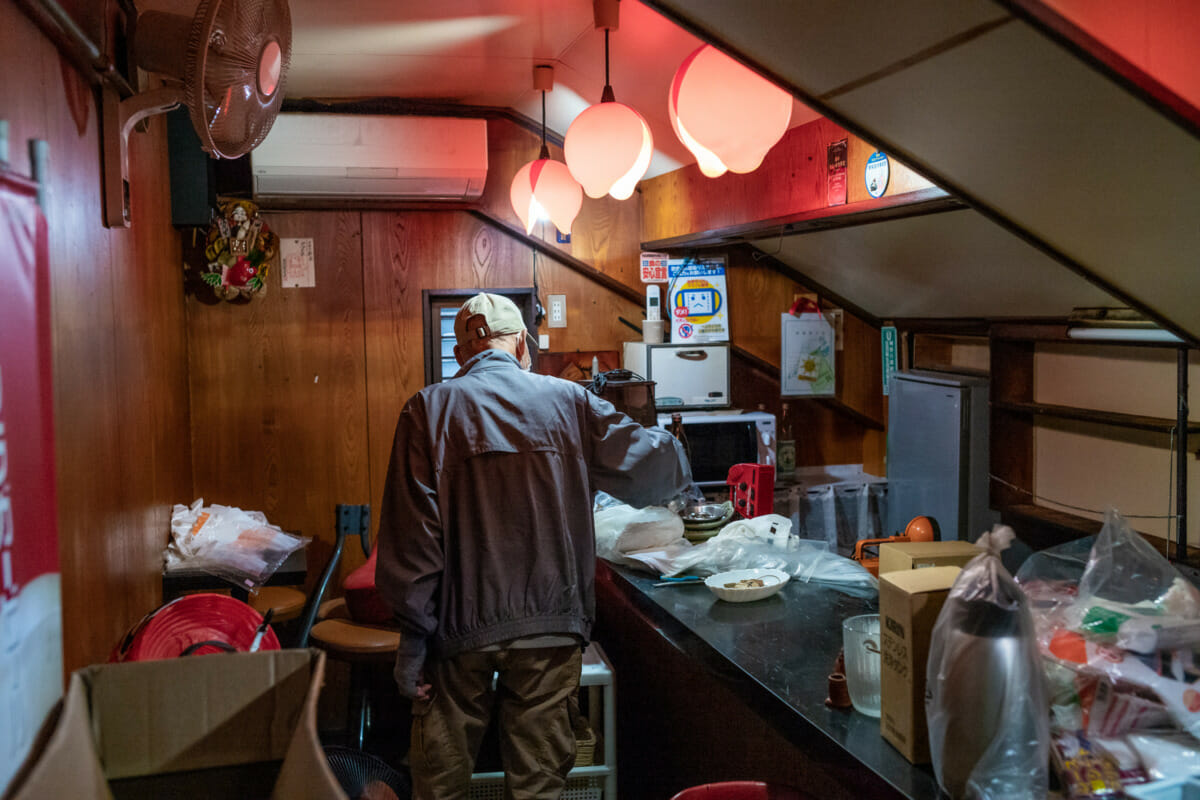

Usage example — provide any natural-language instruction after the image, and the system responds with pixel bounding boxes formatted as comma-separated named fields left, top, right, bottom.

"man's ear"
left=453, top=343, right=466, bottom=366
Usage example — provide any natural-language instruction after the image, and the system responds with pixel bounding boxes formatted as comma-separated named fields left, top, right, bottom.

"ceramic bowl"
left=704, top=568, right=789, bottom=603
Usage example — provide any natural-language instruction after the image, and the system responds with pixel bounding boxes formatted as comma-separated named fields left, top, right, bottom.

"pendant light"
left=563, top=0, right=652, bottom=201
left=668, top=44, right=793, bottom=178
left=510, top=65, right=583, bottom=236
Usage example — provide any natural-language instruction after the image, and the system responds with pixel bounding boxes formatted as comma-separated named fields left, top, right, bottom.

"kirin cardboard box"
left=879, top=566, right=961, bottom=764
left=5, top=649, right=345, bottom=800
left=878, top=540, right=981, bottom=575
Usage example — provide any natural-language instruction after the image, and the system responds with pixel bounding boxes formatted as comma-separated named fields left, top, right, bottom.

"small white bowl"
left=704, top=568, right=790, bottom=603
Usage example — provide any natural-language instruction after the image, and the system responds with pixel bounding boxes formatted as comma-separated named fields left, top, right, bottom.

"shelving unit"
left=469, top=642, right=616, bottom=800
left=989, top=323, right=1194, bottom=559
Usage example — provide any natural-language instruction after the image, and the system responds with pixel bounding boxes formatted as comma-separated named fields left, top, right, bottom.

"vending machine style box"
left=623, top=342, right=730, bottom=410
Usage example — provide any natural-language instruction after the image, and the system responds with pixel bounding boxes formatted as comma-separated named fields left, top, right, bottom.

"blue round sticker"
left=865, top=151, right=890, bottom=199
left=677, top=323, right=694, bottom=339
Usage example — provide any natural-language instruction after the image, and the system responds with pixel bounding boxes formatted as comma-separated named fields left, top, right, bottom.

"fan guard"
left=101, top=0, right=291, bottom=227
left=323, top=746, right=411, bottom=800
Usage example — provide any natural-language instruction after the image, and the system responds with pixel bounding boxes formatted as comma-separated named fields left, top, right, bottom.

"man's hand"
left=414, top=682, right=433, bottom=702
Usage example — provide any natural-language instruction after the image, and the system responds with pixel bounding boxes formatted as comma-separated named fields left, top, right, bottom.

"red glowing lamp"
left=669, top=45, right=793, bottom=178
left=510, top=156, right=582, bottom=235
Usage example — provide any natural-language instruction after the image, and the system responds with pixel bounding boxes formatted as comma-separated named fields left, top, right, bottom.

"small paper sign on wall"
left=781, top=312, right=836, bottom=396
left=280, top=238, right=315, bottom=288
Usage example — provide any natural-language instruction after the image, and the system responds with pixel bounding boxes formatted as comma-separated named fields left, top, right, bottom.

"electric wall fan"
left=102, top=0, right=291, bottom=228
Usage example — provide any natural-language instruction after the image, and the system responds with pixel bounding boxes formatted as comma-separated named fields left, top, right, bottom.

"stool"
left=309, top=596, right=402, bottom=750
left=670, top=782, right=810, bottom=800
left=249, top=585, right=306, bottom=623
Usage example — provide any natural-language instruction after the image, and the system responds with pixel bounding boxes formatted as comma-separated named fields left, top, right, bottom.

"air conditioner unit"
left=250, top=114, right=488, bottom=202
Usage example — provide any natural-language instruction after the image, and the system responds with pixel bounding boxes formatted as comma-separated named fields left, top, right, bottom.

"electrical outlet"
left=548, top=294, right=567, bottom=328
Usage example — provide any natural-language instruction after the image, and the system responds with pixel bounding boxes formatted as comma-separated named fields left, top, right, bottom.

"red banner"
left=0, top=171, right=61, bottom=791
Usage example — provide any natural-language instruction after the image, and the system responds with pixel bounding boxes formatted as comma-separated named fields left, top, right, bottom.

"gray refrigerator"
left=886, top=370, right=999, bottom=544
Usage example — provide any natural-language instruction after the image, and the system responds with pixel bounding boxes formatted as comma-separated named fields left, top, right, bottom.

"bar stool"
left=249, top=585, right=306, bottom=623
left=307, top=508, right=403, bottom=750
left=670, top=781, right=810, bottom=800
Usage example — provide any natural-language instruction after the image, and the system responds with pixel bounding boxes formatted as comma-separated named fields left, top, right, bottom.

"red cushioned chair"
left=670, top=781, right=810, bottom=800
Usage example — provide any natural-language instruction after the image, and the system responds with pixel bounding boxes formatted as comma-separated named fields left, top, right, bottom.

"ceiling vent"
left=250, top=114, right=488, bottom=203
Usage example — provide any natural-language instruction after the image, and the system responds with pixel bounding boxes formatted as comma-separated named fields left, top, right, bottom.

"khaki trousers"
left=409, top=645, right=583, bottom=800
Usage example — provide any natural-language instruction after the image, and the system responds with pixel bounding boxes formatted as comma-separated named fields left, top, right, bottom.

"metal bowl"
left=681, top=503, right=729, bottom=524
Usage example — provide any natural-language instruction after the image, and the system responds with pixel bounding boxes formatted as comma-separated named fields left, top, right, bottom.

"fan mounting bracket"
left=101, top=84, right=185, bottom=228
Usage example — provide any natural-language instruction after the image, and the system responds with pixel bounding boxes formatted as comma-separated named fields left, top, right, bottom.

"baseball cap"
left=454, top=292, right=528, bottom=346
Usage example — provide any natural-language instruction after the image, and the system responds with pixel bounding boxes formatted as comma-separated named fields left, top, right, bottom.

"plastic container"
left=842, top=613, right=882, bottom=717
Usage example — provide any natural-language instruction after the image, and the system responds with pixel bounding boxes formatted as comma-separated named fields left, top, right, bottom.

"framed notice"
left=781, top=313, right=836, bottom=396
left=280, top=238, right=315, bottom=288
left=668, top=257, right=728, bottom=343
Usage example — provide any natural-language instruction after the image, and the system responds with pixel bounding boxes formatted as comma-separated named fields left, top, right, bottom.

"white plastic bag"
left=166, top=499, right=308, bottom=590
left=926, top=525, right=1049, bottom=799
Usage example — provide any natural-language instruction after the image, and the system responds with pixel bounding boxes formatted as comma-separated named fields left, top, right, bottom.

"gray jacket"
left=377, top=348, right=692, bottom=693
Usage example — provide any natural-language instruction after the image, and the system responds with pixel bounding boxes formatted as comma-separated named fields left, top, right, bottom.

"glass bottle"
left=777, top=402, right=796, bottom=477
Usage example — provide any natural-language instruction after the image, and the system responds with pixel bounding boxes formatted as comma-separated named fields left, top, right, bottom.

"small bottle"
left=669, top=412, right=692, bottom=464
left=777, top=402, right=796, bottom=478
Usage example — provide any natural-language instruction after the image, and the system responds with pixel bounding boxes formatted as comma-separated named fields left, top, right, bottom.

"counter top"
left=598, top=560, right=940, bottom=800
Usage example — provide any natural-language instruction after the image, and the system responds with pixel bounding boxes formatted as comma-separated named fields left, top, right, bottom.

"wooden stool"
left=249, top=586, right=306, bottom=623
left=309, top=604, right=402, bottom=749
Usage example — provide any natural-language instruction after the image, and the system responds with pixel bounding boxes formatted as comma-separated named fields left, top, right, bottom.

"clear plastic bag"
left=663, top=514, right=878, bottom=598
left=1070, top=509, right=1200, bottom=643
left=166, top=499, right=308, bottom=591
left=927, top=525, right=1050, bottom=799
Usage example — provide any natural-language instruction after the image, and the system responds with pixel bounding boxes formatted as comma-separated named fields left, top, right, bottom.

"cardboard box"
left=879, top=566, right=961, bottom=764
left=878, top=540, right=981, bottom=575
left=5, top=649, right=345, bottom=800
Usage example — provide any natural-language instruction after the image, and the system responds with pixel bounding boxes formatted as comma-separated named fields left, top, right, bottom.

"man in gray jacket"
left=377, top=292, right=694, bottom=800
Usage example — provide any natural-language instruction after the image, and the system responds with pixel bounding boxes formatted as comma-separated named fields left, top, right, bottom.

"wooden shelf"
left=999, top=503, right=1198, bottom=563
left=992, top=400, right=1200, bottom=435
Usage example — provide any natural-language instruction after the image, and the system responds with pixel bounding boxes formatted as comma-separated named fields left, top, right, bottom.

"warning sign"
left=667, top=257, right=728, bottom=343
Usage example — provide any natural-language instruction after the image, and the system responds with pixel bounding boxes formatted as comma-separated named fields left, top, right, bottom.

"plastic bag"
left=663, top=514, right=878, bottom=598
left=1069, top=509, right=1200, bottom=645
left=926, top=525, right=1050, bottom=799
left=593, top=502, right=688, bottom=570
left=166, top=499, right=308, bottom=591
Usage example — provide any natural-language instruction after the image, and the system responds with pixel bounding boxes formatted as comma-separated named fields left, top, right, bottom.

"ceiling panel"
left=644, top=0, right=1008, bottom=97
left=829, top=21, right=1200, bottom=338
left=755, top=209, right=1117, bottom=320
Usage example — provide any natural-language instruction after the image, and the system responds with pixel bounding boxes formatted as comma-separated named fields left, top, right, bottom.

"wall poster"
left=668, top=256, right=728, bottom=343
left=781, top=312, right=836, bottom=396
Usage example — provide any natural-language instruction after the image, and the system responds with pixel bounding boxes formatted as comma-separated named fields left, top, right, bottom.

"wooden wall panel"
left=4, top=2, right=193, bottom=672
left=641, top=117, right=934, bottom=244
left=360, top=210, right=642, bottom=549
left=188, top=211, right=371, bottom=585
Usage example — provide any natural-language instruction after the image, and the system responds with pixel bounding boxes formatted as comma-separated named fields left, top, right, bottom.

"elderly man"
left=377, top=292, right=694, bottom=800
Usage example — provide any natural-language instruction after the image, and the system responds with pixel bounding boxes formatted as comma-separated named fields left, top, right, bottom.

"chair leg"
left=349, top=662, right=370, bottom=750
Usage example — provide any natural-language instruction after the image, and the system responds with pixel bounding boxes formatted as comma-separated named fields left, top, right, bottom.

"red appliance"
left=726, top=463, right=775, bottom=519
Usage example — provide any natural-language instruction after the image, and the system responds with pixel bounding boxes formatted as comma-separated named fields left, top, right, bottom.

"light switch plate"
left=548, top=294, right=566, bottom=328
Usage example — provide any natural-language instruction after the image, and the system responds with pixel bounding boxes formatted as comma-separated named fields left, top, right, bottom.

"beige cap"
left=454, top=292, right=527, bottom=346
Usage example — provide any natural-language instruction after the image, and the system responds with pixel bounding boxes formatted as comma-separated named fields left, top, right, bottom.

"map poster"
left=781, top=312, right=836, bottom=396
left=668, top=257, right=728, bottom=343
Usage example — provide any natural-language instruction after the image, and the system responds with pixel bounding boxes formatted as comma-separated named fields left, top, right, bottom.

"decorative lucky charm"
left=203, top=200, right=278, bottom=301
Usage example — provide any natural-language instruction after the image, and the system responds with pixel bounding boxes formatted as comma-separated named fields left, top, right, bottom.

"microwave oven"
left=659, top=410, right=776, bottom=490
left=623, top=342, right=729, bottom=410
